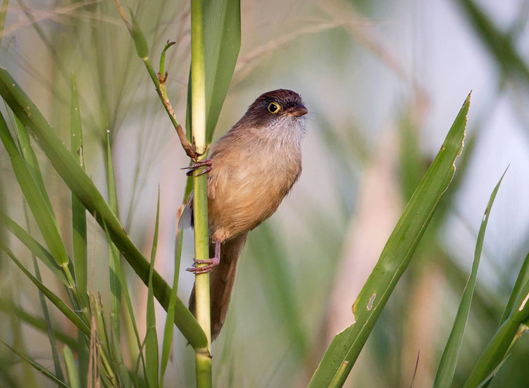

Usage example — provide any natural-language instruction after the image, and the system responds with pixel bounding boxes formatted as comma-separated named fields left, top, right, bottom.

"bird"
left=182, top=89, right=308, bottom=341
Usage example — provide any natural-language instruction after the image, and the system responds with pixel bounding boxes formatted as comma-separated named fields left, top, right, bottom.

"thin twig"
left=112, top=0, right=199, bottom=162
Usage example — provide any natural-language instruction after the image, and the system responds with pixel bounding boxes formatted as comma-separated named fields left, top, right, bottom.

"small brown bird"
left=183, top=89, right=308, bottom=340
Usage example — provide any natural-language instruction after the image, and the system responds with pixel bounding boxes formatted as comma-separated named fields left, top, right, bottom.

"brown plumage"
left=186, top=89, right=307, bottom=340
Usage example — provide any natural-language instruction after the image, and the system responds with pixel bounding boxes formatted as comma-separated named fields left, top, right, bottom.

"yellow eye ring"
left=268, top=102, right=281, bottom=114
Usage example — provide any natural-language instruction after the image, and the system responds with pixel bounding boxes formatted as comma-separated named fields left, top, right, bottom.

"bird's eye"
left=268, top=102, right=281, bottom=114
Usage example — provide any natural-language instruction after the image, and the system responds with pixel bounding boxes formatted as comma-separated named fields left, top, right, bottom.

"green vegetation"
left=0, top=0, right=528, bottom=387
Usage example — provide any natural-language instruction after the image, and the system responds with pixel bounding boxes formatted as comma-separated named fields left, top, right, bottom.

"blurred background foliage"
left=1, top=0, right=529, bottom=387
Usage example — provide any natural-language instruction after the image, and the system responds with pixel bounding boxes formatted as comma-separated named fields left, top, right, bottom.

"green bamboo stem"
left=191, top=0, right=213, bottom=385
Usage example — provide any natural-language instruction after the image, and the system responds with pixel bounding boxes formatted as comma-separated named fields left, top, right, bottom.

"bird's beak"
left=287, top=103, right=308, bottom=117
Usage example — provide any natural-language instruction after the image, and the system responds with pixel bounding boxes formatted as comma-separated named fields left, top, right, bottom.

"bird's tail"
left=189, top=232, right=248, bottom=341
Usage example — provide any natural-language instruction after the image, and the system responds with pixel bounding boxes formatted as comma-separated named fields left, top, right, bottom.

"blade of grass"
left=464, top=320, right=528, bottom=388
left=0, top=111, right=74, bottom=282
left=0, top=210, right=68, bottom=285
left=70, top=73, right=88, bottom=307
left=0, top=297, right=77, bottom=349
left=6, top=288, right=38, bottom=388
left=90, top=293, right=118, bottom=387
left=145, top=190, right=160, bottom=388
left=0, top=68, right=207, bottom=349
left=475, top=356, right=510, bottom=388
left=160, top=199, right=187, bottom=387
left=104, top=132, right=126, bottom=377
left=102, top=223, right=132, bottom=388
left=464, top=268, right=529, bottom=386
left=0, top=240, right=90, bottom=336
left=14, top=92, right=66, bottom=384
left=433, top=170, right=506, bottom=387
left=1, top=341, right=70, bottom=388
left=26, top=211, right=66, bottom=386
left=202, top=0, right=241, bottom=143
left=14, top=115, right=54, bottom=212
left=186, top=0, right=241, bottom=142
left=308, top=93, right=469, bottom=387
left=63, top=345, right=80, bottom=388
left=70, top=72, right=89, bottom=388
left=499, top=252, right=529, bottom=325
left=110, top=235, right=149, bottom=382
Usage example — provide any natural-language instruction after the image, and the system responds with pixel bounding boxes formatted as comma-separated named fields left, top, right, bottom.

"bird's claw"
left=182, top=159, right=212, bottom=177
left=186, top=257, right=220, bottom=274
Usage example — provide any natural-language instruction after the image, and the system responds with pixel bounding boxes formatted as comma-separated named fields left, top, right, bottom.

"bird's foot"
left=182, top=159, right=212, bottom=177
left=186, top=257, right=220, bottom=274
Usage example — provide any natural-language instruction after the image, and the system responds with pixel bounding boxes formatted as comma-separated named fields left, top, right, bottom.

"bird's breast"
left=207, top=141, right=301, bottom=242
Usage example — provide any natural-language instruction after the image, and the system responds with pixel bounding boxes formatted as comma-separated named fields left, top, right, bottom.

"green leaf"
left=0, top=67, right=207, bottom=349
left=88, top=294, right=117, bottom=386
left=463, top=320, right=526, bottom=387
left=186, top=0, right=241, bottom=143
left=308, top=93, right=469, bottom=387
left=16, top=131, right=66, bottom=380
left=70, top=73, right=88, bottom=308
left=14, top=115, right=53, bottom=213
left=0, top=297, right=78, bottom=349
left=0, top=210, right=68, bottom=286
left=105, top=131, right=122, bottom=356
left=29, top=227, right=65, bottom=384
left=160, top=216, right=184, bottom=387
left=475, top=356, right=510, bottom=388
left=500, top=251, right=529, bottom=325
left=129, top=9, right=149, bottom=58
left=0, top=241, right=90, bottom=336
left=0, top=111, right=71, bottom=270
left=464, top=254, right=529, bottom=386
left=1, top=341, right=70, bottom=388
left=63, top=345, right=80, bottom=388
left=145, top=191, right=160, bottom=388
left=433, top=170, right=506, bottom=388
left=70, top=73, right=89, bottom=388
left=159, top=40, right=175, bottom=77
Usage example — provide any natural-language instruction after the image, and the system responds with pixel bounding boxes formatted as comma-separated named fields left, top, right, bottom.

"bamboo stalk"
left=190, top=0, right=213, bottom=385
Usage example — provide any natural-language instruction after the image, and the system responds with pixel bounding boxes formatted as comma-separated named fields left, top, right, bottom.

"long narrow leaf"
left=1, top=341, right=70, bottom=388
left=104, top=132, right=125, bottom=380
left=14, top=116, right=53, bottom=213
left=70, top=73, right=88, bottom=307
left=0, top=241, right=90, bottom=336
left=186, top=0, right=241, bottom=142
left=16, top=110, right=66, bottom=384
left=499, top=251, right=529, bottom=325
left=160, top=206, right=185, bottom=387
left=101, top=220, right=131, bottom=388
left=0, top=297, right=77, bottom=349
left=0, top=111, right=71, bottom=270
left=433, top=170, right=506, bottom=387
left=0, top=210, right=68, bottom=285
left=308, top=94, right=469, bottom=387
left=69, top=72, right=89, bottom=388
left=0, top=67, right=207, bottom=349
left=464, top=259, right=529, bottom=386
left=29, top=224, right=65, bottom=385
left=63, top=345, right=80, bottom=388
left=145, top=191, right=160, bottom=388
